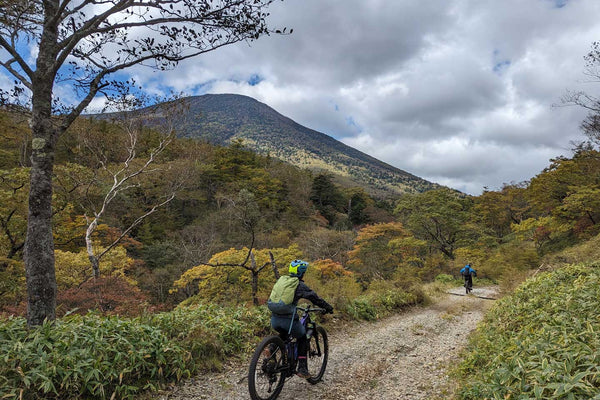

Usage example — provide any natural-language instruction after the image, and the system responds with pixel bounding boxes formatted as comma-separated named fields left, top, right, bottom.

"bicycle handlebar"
left=296, top=305, right=326, bottom=313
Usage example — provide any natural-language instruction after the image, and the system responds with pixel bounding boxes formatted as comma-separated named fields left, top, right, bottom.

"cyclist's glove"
left=324, top=305, right=334, bottom=314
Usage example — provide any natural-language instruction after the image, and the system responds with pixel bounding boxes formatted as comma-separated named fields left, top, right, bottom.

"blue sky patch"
left=547, top=0, right=568, bottom=8
left=493, top=60, right=511, bottom=74
left=346, top=116, right=361, bottom=132
left=247, top=74, right=263, bottom=86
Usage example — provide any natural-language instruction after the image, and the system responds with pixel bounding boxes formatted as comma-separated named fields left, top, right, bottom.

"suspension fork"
left=310, top=326, right=322, bottom=357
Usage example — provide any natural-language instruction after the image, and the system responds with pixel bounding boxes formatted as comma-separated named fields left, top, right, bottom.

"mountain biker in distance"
left=460, top=263, right=477, bottom=293
left=267, top=259, right=333, bottom=379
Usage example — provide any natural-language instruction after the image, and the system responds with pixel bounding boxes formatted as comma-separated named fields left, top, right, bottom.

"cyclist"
left=267, top=259, right=333, bottom=379
left=460, top=263, right=477, bottom=292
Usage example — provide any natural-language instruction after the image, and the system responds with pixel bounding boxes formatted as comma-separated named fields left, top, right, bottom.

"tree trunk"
left=587, top=210, right=596, bottom=225
left=85, top=219, right=100, bottom=278
left=251, top=271, right=259, bottom=306
left=269, top=251, right=280, bottom=279
left=250, top=251, right=259, bottom=306
left=24, top=7, right=60, bottom=326
left=25, top=100, right=58, bottom=326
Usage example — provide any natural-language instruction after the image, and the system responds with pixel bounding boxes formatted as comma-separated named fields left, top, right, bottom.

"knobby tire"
left=248, top=335, right=287, bottom=400
left=307, top=326, right=328, bottom=384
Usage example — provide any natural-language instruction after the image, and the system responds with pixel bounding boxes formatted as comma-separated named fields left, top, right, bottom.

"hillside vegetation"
left=2, top=94, right=600, bottom=398
left=457, top=262, right=600, bottom=399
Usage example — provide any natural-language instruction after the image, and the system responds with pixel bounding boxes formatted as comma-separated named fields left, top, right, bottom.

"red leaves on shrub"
left=57, top=276, right=152, bottom=317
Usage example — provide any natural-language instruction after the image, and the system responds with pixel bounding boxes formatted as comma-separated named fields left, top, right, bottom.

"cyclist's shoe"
left=296, top=358, right=312, bottom=379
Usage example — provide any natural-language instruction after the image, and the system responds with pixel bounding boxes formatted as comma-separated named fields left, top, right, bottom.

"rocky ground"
left=156, top=287, right=498, bottom=400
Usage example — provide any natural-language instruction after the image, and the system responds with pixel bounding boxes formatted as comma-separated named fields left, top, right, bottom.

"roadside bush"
left=150, top=302, right=271, bottom=355
left=0, top=314, right=188, bottom=399
left=456, top=263, right=600, bottom=399
left=542, top=232, right=600, bottom=267
left=346, top=296, right=378, bottom=321
left=345, top=286, right=420, bottom=321
left=372, top=289, right=418, bottom=312
left=0, top=303, right=270, bottom=399
left=479, top=241, right=539, bottom=280
left=303, top=260, right=362, bottom=316
left=434, top=273, right=456, bottom=284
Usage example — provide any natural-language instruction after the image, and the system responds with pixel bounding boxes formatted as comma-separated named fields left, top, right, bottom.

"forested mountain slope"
left=141, top=94, right=440, bottom=196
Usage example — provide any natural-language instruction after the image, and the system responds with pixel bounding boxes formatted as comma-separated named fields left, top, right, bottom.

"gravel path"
left=156, top=287, right=498, bottom=400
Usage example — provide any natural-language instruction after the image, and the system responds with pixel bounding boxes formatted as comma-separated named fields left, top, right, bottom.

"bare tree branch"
left=0, top=0, right=284, bottom=326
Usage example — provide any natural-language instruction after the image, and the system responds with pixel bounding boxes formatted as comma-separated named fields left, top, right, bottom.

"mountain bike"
left=247, top=305, right=329, bottom=400
left=464, top=276, right=473, bottom=294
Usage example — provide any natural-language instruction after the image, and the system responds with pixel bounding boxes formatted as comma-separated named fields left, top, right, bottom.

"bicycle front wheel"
left=307, top=326, right=328, bottom=384
left=248, top=335, right=287, bottom=400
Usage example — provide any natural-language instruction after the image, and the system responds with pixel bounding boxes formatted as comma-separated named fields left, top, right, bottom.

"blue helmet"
left=289, top=259, right=308, bottom=276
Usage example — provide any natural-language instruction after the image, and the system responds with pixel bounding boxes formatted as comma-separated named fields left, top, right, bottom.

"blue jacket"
left=460, top=265, right=477, bottom=277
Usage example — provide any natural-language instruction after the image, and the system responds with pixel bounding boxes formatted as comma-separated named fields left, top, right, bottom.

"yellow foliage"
left=302, top=261, right=361, bottom=312
left=55, top=245, right=136, bottom=290
left=171, top=244, right=303, bottom=302
left=454, top=247, right=488, bottom=271
left=172, top=264, right=213, bottom=290
left=0, top=257, right=25, bottom=307
left=207, top=244, right=302, bottom=269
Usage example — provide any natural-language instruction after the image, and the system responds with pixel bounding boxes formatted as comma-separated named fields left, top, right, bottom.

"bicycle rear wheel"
left=248, top=335, right=287, bottom=400
left=307, top=326, right=328, bottom=384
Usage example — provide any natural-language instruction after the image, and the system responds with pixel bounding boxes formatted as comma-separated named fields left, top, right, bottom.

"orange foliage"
left=347, top=222, right=409, bottom=280
left=312, top=259, right=353, bottom=282
left=56, top=277, right=151, bottom=317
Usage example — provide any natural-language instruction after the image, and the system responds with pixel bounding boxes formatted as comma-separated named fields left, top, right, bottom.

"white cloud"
left=6, top=0, right=600, bottom=195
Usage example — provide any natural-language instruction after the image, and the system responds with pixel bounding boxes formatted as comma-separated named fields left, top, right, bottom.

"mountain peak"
left=171, top=94, right=439, bottom=195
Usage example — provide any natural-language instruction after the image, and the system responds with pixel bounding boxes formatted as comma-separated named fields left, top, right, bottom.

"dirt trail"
left=157, top=287, right=498, bottom=400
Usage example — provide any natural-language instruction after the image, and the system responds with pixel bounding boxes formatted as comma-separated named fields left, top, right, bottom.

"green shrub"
left=0, top=314, right=188, bottom=399
left=0, top=303, right=271, bottom=399
left=346, top=297, right=377, bottom=321
left=345, top=288, right=419, bottom=321
left=372, top=289, right=418, bottom=312
left=434, top=273, right=456, bottom=283
left=150, top=303, right=270, bottom=355
left=479, top=241, right=540, bottom=281
left=456, top=263, right=600, bottom=399
left=543, top=232, right=600, bottom=267
left=0, top=282, right=422, bottom=398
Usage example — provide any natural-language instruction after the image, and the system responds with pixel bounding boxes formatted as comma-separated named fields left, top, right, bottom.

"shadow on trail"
left=446, top=292, right=497, bottom=300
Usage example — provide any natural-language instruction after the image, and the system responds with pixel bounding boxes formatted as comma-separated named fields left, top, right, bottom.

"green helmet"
left=289, top=259, right=308, bottom=276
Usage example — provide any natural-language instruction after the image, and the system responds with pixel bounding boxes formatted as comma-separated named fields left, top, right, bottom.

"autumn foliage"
left=56, top=277, right=150, bottom=317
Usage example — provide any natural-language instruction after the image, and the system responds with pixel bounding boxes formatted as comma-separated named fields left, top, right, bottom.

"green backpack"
left=267, top=275, right=299, bottom=315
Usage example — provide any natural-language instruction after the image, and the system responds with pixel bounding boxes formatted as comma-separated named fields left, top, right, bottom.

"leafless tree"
left=81, top=96, right=187, bottom=280
left=562, top=41, right=600, bottom=146
left=0, top=0, right=283, bottom=325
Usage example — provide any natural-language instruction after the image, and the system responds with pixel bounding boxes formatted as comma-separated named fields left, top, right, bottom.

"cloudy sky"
left=11, top=0, right=600, bottom=195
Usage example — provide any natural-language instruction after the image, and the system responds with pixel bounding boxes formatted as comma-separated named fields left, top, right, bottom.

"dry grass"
left=351, top=357, right=388, bottom=390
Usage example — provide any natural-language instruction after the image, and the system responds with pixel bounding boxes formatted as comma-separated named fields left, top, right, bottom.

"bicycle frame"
left=281, top=306, right=323, bottom=377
